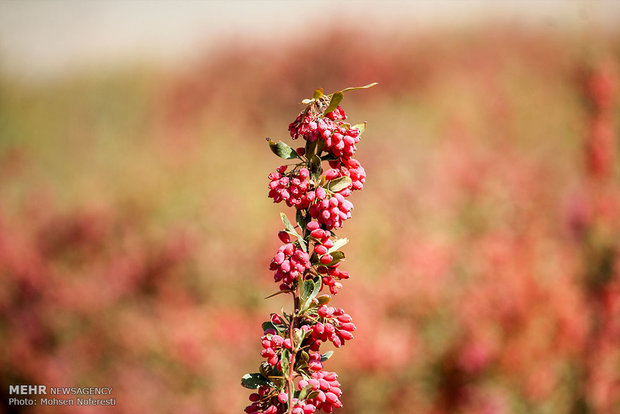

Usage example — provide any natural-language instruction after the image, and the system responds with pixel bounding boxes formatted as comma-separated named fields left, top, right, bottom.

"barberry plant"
left=241, top=83, right=376, bottom=414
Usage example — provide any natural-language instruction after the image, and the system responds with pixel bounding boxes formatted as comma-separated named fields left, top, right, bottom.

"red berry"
left=315, top=245, right=328, bottom=255
left=278, top=231, right=291, bottom=243
left=320, top=254, right=333, bottom=265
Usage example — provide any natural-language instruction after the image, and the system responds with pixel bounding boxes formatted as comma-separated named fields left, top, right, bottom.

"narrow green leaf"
left=294, top=329, right=306, bottom=349
left=310, top=155, right=322, bottom=182
left=297, top=237, right=307, bottom=253
left=268, top=138, right=301, bottom=160
left=265, top=290, right=292, bottom=299
left=241, top=373, right=271, bottom=389
left=320, top=351, right=334, bottom=362
left=326, top=176, right=352, bottom=193
left=323, top=92, right=344, bottom=115
left=280, top=213, right=300, bottom=237
left=311, top=278, right=322, bottom=301
left=296, top=209, right=309, bottom=237
left=280, top=349, right=290, bottom=375
left=340, top=82, right=378, bottom=93
left=313, top=88, right=324, bottom=99
left=280, top=213, right=306, bottom=252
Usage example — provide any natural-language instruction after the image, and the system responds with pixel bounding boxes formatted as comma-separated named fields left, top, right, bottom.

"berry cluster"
left=243, top=84, right=374, bottom=414
left=308, top=193, right=353, bottom=230
left=298, top=371, right=343, bottom=413
left=322, top=124, right=361, bottom=159
left=261, top=333, right=291, bottom=366
left=328, top=158, right=366, bottom=192
left=308, top=306, right=356, bottom=349
left=268, top=166, right=312, bottom=208
left=288, top=106, right=346, bottom=142
left=270, top=242, right=312, bottom=290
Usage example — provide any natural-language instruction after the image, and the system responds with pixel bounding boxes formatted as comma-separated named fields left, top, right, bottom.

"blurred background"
left=1, top=1, right=620, bottom=413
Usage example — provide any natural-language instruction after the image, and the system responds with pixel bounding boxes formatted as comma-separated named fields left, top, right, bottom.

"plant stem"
left=286, top=285, right=300, bottom=414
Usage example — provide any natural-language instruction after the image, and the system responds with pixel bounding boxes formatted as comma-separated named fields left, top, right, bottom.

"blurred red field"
left=1, top=22, right=620, bottom=414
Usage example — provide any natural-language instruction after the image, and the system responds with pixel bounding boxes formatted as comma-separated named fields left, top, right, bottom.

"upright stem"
left=286, top=286, right=300, bottom=414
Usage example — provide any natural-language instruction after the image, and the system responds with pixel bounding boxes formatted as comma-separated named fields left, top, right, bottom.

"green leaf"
left=241, top=373, right=271, bottom=389
left=297, top=239, right=307, bottom=253
left=329, top=238, right=349, bottom=253
left=325, top=251, right=345, bottom=266
left=303, top=277, right=322, bottom=309
left=298, top=385, right=312, bottom=401
left=306, top=391, right=319, bottom=399
left=316, top=294, right=331, bottom=305
left=301, top=280, right=314, bottom=302
left=320, top=351, right=334, bottom=362
left=326, top=176, right=352, bottom=193
left=296, top=209, right=309, bottom=237
left=323, top=92, right=344, bottom=115
left=294, top=329, right=308, bottom=350
left=280, top=213, right=307, bottom=252
left=280, top=212, right=297, bottom=235
left=313, top=88, right=324, bottom=99
left=265, top=290, right=292, bottom=299
left=340, top=82, right=378, bottom=93
left=267, top=138, right=301, bottom=160
left=262, top=321, right=277, bottom=332
left=299, top=350, right=310, bottom=366
left=280, top=349, right=290, bottom=375
left=320, top=153, right=338, bottom=161
left=295, top=350, right=310, bottom=373
left=310, top=155, right=322, bottom=182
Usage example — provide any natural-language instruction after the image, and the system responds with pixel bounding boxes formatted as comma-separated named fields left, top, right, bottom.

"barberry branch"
left=242, top=84, right=375, bottom=414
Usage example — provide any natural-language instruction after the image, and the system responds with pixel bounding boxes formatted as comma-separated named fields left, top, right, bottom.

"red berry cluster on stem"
left=242, top=84, right=375, bottom=414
